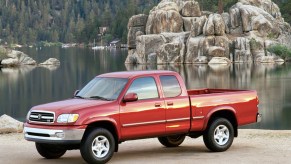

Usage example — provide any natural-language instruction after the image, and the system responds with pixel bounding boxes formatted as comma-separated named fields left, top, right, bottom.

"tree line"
left=0, top=0, right=289, bottom=45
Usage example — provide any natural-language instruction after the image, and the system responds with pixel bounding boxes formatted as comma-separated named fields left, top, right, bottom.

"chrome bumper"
left=257, top=113, right=262, bottom=123
left=24, top=127, right=85, bottom=143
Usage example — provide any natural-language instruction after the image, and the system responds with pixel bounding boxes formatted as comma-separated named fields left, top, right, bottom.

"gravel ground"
left=0, top=129, right=291, bottom=164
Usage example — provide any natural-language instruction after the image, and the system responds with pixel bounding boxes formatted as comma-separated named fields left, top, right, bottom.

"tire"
left=35, top=143, right=67, bottom=159
left=203, top=118, right=234, bottom=152
left=80, top=128, right=115, bottom=164
left=158, top=134, right=186, bottom=147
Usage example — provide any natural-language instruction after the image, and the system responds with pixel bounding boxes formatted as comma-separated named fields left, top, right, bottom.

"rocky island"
left=125, top=0, right=291, bottom=64
left=0, top=46, right=60, bottom=68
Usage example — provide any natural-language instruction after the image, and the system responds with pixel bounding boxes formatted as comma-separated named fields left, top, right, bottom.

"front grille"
left=29, top=111, right=55, bottom=123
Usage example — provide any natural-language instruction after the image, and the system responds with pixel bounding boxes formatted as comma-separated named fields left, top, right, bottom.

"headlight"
left=57, top=114, right=79, bottom=123
left=26, top=110, right=31, bottom=121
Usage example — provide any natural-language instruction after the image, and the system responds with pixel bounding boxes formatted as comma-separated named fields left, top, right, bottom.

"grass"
left=267, top=44, right=291, bottom=60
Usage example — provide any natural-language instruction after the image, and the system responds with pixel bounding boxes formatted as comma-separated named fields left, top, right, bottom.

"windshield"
left=76, top=77, right=128, bottom=101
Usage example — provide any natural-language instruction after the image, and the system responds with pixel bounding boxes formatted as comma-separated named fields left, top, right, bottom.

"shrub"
left=0, top=46, right=8, bottom=60
left=267, top=44, right=291, bottom=60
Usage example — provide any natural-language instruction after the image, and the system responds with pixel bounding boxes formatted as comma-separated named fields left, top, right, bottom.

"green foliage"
left=267, top=44, right=291, bottom=59
left=38, top=41, right=62, bottom=47
left=197, top=0, right=237, bottom=13
left=0, top=46, right=8, bottom=60
left=0, top=0, right=289, bottom=45
left=0, top=0, right=158, bottom=45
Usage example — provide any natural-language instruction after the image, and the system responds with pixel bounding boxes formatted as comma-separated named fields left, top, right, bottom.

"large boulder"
left=1, top=58, right=19, bottom=66
left=125, top=49, right=138, bottom=64
left=127, top=14, right=148, bottom=49
left=135, top=34, right=166, bottom=64
left=229, top=4, right=243, bottom=34
left=250, top=37, right=266, bottom=62
left=39, top=58, right=60, bottom=65
left=146, top=2, right=183, bottom=34
left=183, top=16, right=207, bottom=37
left=0, top=114, right=23, bottom=134
left=234, top=37, right=252, bottom=63
left=181, top=1, right=201, bottom=17
left=160, top=32, right=190, bottom=43
left=252, top=15, right=273, bottom=37
left=203, top=14, right=226, bottom=36
left=208, top=57, right=231, bottom=64
left=185, top=36, right=207, bottom=63
left=221, top=13, right=231, bottom=34
left=1, top=49, right=36, bottom=66
left=157, top=42, right=185, bottom=64
left=215, top=36, right=230, bottom=58
left=127, top=14, right=148, bottom=28
left=208, top=46, right=225, bottom=57
left=239, top=0, right=283, bottom=21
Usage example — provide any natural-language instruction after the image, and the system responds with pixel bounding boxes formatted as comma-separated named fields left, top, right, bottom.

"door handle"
left=155, top=103, right=162, bottom=107
left=167, top=102, right=174, bottom=106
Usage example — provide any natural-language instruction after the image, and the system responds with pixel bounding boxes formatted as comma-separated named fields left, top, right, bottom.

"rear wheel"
left=35, top=143, right=66, bottom=159
left=158, top=134, right=186, bottom=147
left=80, top=128, right=115, bottom=164
left=203, top=118, right=234, bottom=152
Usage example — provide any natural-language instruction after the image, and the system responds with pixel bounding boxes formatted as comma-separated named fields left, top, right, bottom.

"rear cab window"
left=126, top=77, right=159, bottom=100
left=160, top=75, right=182, bottom=98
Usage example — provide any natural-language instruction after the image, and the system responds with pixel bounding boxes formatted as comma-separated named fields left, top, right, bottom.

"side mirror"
left=74, top=90, right=80, bottom=97
left=123, top=93, right=138, bottom=102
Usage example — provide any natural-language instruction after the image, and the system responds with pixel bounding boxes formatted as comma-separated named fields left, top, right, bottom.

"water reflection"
left=0, top=47, right=290, bottom=130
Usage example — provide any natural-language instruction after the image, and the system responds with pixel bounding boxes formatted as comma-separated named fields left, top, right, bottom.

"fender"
left=202, top=106, right=237, bottom=131
left=82, top=116, right=121, bottom=141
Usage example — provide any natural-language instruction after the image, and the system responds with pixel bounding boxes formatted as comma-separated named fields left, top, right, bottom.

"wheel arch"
left=82, top=119, right=119, bottom=152
left=204, top=107, right=238, bottom=137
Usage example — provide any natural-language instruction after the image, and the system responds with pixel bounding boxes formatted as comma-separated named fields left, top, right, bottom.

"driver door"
left=120, top=76, right=166, bottom=140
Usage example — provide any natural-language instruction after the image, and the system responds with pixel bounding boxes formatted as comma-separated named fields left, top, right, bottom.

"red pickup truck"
left=24, top=71, right=261, bottom=163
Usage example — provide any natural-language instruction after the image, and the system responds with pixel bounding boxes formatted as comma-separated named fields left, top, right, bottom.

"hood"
left=31, top=98, right=113, bottom=114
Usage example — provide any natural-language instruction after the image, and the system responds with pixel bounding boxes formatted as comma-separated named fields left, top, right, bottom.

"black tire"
left=35, top=143, right=66, bottom=159
left=80, top=128, right=115, bottom=164
left=158, top=134, right=186, bottom=147
left=203, top=118, right=234, bottom=152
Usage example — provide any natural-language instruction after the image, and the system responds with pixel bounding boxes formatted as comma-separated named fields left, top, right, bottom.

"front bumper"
left=24, top=127, right=85, bottom=144
left=257, top=113, right=262, bottom=123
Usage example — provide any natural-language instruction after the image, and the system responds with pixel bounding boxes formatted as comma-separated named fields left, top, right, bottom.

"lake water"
left=1, top=47, right=290, bottom=130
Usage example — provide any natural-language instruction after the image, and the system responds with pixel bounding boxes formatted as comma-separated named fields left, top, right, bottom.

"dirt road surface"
left=0, top=129, right=291, bottom=164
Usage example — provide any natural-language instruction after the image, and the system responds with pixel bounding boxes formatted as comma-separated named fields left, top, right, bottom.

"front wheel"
left=203, top=118, right=234, bottom=152
left=35, top=143, right=67, bottom=159
left=80, top=128, right=115, bottom=164
left=158, top=134, right=186, bottom=147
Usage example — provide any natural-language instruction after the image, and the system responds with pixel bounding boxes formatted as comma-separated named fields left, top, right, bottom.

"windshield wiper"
left=74, top=95, right=84, bottom=99
left=89, top=96, right=113, bottom=101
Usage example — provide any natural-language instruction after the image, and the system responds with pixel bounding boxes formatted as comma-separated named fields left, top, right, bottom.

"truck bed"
left=188, top=88, right=259, bottom=131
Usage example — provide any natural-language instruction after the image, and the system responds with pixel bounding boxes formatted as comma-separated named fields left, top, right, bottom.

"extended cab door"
left=159, top=75, right=191, bottom=134
left=120, top=76, right=165, bottom=140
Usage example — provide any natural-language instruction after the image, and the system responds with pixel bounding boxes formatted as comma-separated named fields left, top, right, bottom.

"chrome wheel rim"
left=91, top=135, right=110, bottom=158
left=214, top=125, right=229, bottom=146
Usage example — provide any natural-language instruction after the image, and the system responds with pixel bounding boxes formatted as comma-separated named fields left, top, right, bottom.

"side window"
left=126, top=77, right=159, bottom=100
left=160, top=75, right=182, bottom=98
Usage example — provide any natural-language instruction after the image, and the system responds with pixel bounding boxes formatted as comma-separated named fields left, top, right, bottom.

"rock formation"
left=0, top=114, right=23, bottom=134
left=0, top=46, right=60, bottom=68
left=0, top=46, right=36, bottom=66
left=126, top=0, right=291, bottom=64
left=39, top=58, right=61, bottom=65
